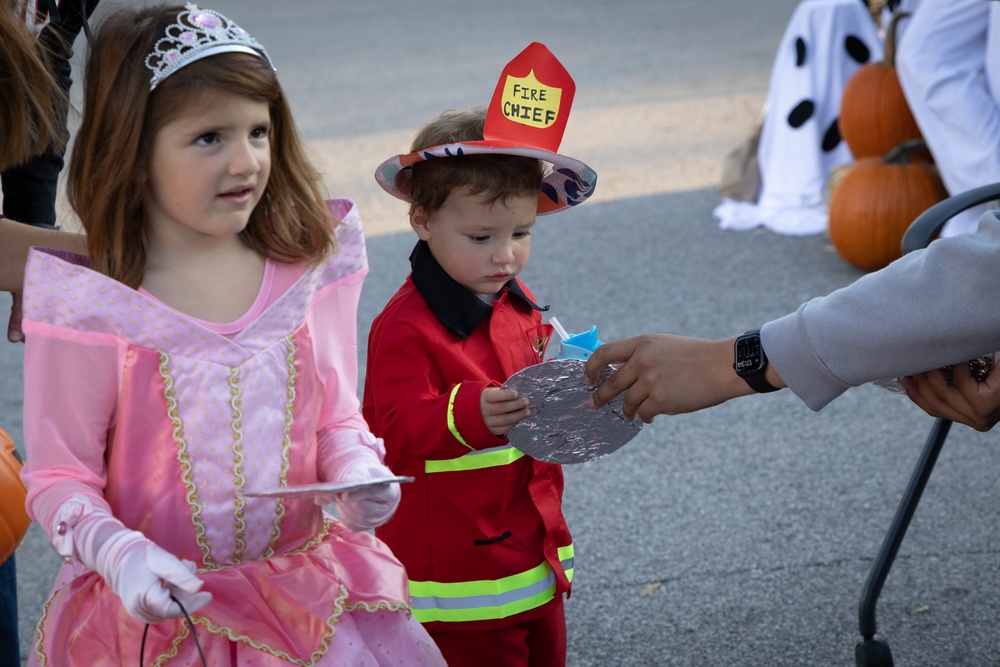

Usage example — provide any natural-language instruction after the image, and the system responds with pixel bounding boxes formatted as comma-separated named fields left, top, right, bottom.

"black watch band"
left=733, top=330, right=780, bottom=393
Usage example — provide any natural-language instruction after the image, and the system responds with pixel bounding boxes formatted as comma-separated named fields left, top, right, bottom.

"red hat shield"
left=484, top=42, right=576, bottom=152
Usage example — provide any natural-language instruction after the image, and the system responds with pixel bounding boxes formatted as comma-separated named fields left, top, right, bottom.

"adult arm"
left=0, top=218, right=86, bottom=292
left=585, top=334, right=784, bottom=423
left=763, top=210, right=1000, bottom=409
left=588, top=210, right=1000, bottom=419
left=2, top=218, right=86, bottom=342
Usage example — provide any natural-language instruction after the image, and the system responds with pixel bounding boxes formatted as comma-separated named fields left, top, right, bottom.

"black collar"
left=409, top=240, right=547, bottom=339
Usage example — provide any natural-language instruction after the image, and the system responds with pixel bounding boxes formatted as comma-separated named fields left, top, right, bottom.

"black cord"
left=138, top=595, right=207, bottom=667
left=79, top=0, right=93, bottom=40
left=139, top=623, right=149, bottom=666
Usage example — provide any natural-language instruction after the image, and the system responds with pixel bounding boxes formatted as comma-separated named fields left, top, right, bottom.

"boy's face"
left=410, top=189, right=538, bottom=295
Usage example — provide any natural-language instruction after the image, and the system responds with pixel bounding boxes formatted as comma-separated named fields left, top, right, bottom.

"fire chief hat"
left=375, top=42, right=597, bottom=215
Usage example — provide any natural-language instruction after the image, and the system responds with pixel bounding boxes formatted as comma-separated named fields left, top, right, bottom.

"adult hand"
left=584, top=334, right=758, bottom=423
left=901, top=365, right=1000, bottom=432
left=480, top=386, right=530, bottom=436
left=7, top=292, right=24, bottom=343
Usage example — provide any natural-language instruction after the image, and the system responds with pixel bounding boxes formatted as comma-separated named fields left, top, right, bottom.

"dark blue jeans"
left=0, top=555, right=19, bottom=667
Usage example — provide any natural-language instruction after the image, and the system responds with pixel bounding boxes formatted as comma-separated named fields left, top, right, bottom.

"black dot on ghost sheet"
left=821, top=119, right=841, bottom=152
left=784, top=29, right=872, bottom=138
left=787, top=100, right=814, bottom=128
left=844, top=35, right=870, bottom=64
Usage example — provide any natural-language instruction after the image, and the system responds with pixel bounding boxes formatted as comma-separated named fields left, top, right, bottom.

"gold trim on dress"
left=263, top=335, right=296, bottom=557
left=229, top=365, right=248, bottom=564
left=158, top=350, right=216, bottom=568
left=31, top=594, right=51, bottom=667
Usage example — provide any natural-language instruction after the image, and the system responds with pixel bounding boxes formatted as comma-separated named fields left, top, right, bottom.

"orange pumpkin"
left=839, top=12, right=924, bottom=159
left=0, top=427, right=30, bottom=566
left=828, top=139, right=948, bottom=272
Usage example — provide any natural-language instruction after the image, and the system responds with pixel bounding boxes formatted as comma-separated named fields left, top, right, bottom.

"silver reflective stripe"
left=410, top=570, right=557, bottom=611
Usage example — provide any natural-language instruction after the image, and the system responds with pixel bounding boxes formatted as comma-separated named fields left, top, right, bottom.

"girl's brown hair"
left=68, top=3, right=334, bottom=288
left=0, top=0, right=65, bottom=171
left=409, top=108, right=543, bottom=215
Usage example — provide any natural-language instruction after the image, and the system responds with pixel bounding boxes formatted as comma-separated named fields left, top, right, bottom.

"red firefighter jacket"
left=364, top=241, right=573, bottom=632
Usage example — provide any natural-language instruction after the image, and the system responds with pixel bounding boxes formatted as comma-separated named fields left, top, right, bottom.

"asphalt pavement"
left=3, top=1, right=999, bottom=665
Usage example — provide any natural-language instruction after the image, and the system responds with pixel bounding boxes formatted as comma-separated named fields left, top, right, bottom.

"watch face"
left=734, top=333, right=765, bottom=375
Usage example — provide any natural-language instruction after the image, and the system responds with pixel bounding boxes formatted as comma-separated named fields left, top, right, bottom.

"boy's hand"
left=481, top=387, right=531, bottom=436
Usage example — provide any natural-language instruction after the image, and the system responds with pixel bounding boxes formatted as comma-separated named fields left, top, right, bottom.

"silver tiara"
left=145, top=3, right=276, bottom=90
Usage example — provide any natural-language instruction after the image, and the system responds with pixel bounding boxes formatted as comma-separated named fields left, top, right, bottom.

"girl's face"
left=410, top=189, right=537, bottom=295
left=143, top=92, right=271, bottom=249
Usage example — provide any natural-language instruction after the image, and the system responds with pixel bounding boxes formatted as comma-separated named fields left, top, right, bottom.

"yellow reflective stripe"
left=446, top=384, right=474, bottom=450
left=413, top=582, right=555, bottom=623
left=409, top=547, right=573, bottom=623
left=558, top=544, right=575, bottom=583
left=425, top=444, right=525, bottom=473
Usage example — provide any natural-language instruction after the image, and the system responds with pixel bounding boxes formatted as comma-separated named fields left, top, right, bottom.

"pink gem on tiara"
left=145, top=3, right=275, bottom=90
left=191, top=12, right=220, bottom=29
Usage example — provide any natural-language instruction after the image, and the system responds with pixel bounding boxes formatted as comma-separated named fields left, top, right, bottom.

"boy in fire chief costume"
left=364, top=43, right=597, bottom=666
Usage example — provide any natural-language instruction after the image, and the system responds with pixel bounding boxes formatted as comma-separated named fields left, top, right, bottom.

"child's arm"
left=20, top=321, right=210, bottom=623
left=306, top=262, right=399, bottom=530
left=366, top=320, right=510, bottom=465
left=49, top=496, right=212, bottom=622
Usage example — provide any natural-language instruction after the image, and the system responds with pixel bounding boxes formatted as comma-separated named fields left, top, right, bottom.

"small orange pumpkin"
left=839, top=12, right=924, bottom=159
left=0, top=427, right=30, bottom=566
left=828, top=139, right=948, bottom=272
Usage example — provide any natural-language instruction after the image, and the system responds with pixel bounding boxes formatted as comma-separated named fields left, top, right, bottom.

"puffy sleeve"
left=19, top=251, right=125, bottom=542
left=308, top=199, right=374, bottom=442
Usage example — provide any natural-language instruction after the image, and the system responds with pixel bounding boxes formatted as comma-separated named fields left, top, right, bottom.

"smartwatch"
left=733, top=330, right=780, bottom=393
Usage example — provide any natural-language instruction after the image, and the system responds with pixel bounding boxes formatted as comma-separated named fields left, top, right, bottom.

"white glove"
left=101, top=533, right=212, bottom=624
left=314, top=428, right=400, bottom=531
left=54, top=503, right=211, bottom=624
left=331, top=464, right=401, bottom=532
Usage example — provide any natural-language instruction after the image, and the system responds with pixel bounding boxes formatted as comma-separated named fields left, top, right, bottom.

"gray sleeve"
left=761, top=210, right=1000, bottom=411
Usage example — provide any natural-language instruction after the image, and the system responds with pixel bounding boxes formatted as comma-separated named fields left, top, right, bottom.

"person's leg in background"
left=0, top=555, right=18, bottom=667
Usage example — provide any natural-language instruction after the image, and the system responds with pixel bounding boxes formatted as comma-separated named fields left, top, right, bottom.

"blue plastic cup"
left=556, top=325, right=603, bottom=360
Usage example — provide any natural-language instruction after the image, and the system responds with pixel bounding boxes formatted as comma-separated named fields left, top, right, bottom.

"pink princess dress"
left=19, top=199, right=445, bottom=666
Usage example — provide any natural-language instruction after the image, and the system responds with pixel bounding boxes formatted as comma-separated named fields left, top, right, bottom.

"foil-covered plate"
left=502, top=358, right=643, bottom=464
left=870, top=353, right=997, bottom=395
left=244, top=476, right=415, bottom=500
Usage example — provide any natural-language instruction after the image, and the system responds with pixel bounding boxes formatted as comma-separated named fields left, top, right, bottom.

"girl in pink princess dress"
left=18, top=4, right=445, bottom=666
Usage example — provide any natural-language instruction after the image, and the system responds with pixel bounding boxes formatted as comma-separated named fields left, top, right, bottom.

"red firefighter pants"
left=428, top=597, right=566, bottom=667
